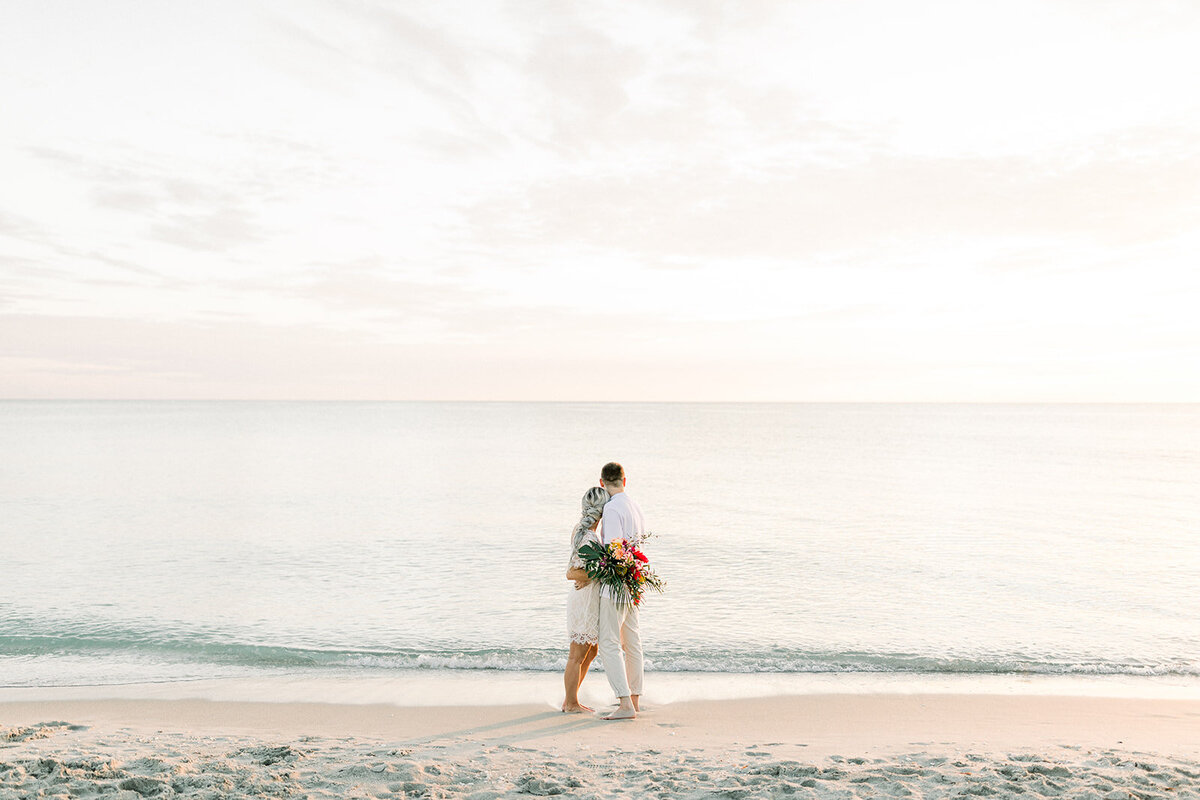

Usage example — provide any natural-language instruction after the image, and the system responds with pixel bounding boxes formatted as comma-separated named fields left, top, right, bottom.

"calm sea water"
left=2, top=401, right=1198, bottom=689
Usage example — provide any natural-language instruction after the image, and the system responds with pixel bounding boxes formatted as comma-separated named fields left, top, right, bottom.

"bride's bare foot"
left=561, top=703, right=593, bottom=713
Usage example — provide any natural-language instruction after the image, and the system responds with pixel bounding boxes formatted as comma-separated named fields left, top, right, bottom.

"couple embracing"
left=562, top=462, right=644, bottom=720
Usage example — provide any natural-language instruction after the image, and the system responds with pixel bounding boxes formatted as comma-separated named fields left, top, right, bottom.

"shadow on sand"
left=408, top=709, right=614, bottom=746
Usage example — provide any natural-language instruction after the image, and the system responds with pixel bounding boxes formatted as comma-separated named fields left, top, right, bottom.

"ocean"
left=2, top=401, right=1198, bottom=698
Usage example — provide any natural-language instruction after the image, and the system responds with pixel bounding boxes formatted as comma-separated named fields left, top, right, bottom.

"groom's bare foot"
left=600, top=699, right=637, bottom=720
left=561, top=703, right=593, bottom=713
left=600, top=707, right=636, bottom=720
left=632, top=694, right=641, bottom=712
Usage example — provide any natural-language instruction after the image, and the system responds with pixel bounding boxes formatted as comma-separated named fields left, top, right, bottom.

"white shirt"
left=600, top=491, right=645, bottom=545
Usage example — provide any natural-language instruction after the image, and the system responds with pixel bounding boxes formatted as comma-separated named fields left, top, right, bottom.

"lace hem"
left=569, top=632, right=598, bottom=645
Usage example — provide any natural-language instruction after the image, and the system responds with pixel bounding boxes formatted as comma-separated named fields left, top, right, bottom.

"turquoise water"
left=2, top=401, right=1198, bottom=688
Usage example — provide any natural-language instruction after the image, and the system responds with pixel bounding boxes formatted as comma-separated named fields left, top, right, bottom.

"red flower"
left=633, top=550, right=648, bottom=563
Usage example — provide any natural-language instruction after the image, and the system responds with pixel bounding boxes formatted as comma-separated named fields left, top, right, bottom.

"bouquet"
left=577, top=532, right=665, bottom=608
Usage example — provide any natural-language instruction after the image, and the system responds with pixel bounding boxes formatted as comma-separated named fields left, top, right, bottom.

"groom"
left=595, top=461, right=645, bottom=720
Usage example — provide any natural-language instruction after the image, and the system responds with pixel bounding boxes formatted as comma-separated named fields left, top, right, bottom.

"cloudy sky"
left=2, top=0, right=1198, bottom=400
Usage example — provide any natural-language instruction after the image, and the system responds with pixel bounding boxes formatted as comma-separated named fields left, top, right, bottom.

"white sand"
left=3, top=694, right=1199, bottom=798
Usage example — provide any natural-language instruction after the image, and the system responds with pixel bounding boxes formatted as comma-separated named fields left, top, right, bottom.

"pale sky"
left=2, top=0, right=1199, bottom=401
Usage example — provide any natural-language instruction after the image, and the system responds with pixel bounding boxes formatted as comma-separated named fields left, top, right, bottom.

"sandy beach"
left=4, top=693, right=1199, bottom=798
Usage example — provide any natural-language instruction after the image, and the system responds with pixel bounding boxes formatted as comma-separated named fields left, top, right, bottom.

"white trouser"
left=597, top=594, right=643, bottom=699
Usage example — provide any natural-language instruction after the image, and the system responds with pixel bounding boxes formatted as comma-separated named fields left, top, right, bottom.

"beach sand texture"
left=3, top=694, right=1199, bottom=798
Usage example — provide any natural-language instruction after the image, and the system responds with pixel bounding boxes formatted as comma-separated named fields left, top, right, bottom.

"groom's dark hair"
left=600, top=462, right=624, bottom=484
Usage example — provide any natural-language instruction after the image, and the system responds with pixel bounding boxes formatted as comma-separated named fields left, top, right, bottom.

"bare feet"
left=600, top=707, right=636, bottom=720
left=561, top=703, right=594, bottom=713
left=600, top=699, right=637, bottom=720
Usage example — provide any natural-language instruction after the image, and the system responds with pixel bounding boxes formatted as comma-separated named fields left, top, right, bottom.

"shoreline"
left=4, top=669, right=1199, bottom=708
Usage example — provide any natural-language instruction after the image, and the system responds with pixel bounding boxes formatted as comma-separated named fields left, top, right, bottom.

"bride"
left=561, top=486, right=609, bottom=713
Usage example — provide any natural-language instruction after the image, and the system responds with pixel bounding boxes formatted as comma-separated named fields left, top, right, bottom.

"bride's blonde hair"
left=571, top=486, right=610, bottom=551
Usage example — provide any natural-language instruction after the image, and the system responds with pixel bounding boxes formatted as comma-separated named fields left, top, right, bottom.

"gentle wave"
left=2, top=635, right=1197, bottom=677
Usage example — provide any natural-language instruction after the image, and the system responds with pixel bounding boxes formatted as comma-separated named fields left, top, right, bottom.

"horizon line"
left=4, top=398, right=1200, bottom=405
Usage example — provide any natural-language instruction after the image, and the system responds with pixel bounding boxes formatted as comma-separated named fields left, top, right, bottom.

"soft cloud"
left=463, top=129, right=1200, bottom=261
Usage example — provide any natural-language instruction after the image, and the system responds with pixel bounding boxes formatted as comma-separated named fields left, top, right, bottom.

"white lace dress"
left=567, top=531, right=601, bottom=645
